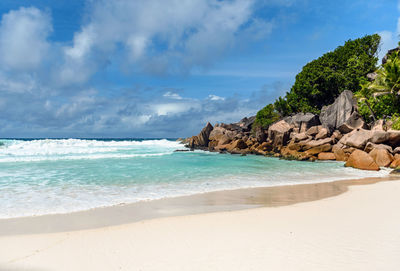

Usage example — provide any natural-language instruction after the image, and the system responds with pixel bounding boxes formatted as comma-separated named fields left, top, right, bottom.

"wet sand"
left=0, top=175, right=398, bottom=235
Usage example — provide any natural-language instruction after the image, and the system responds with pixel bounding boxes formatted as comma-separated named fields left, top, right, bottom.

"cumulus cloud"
left=60, top=0, right=267, bottom=79
left=0, top=1, right=284, bottom=137
left=0, top=7, right=52, bottom=71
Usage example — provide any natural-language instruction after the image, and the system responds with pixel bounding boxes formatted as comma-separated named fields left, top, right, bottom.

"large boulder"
left=345, top=150, right=380, bottom=171
left=305, top=143, right=332, bottom=156
left=364, top=142, right=393, bottom=153
left=315, top=127, right=329, bottom=140
left=338, top=112, right=367, bottom=134
left=343, top=129, right=388, bottom=149
left=319, top=90, right=357, bottom=131
left=333, top=148, right=349, bottom=161
left=254, top=126, right=267, bottom=143
left=306, top=125, right=322, bottom=137
left=237, top=116, right=255, bottom=131
left=318, top=152, right=336, bottom=160
left=284, top=113, right=320, bottom=133
left=268, top=120, right=292, bottom=148
left=293, top=132, right=309, bottom=142
left=302, top=137, right=333, bottom=150
left=196, top=122, right=213, bottom=147
left=387, top=130, right=400, bottom=147
left=369, top=148, right=393, bottom=167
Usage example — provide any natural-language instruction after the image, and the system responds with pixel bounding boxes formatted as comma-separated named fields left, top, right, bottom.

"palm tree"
left=355, top=82, right=377, bottom=122
left=368, top=51, right=400, bottom=97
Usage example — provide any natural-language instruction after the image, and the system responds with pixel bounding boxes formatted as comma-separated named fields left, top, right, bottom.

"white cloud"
left=59, top=0, right=264, bottom=79
left=0, top=7, right=52, bottom=71
left=378, top=18, right=400, bottom=61
left=152, top=102, right=201, bottom=116
left=208, top=94, right=225, bottom=101
left=163, top=92, right=183, bottom=100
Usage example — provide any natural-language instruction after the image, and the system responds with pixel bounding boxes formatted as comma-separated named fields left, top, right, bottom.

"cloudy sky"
left=0, top=0, right=399, bottom=138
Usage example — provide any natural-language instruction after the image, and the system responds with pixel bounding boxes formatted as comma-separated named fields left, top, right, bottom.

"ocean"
left=0, top=138, right=388, bottom=218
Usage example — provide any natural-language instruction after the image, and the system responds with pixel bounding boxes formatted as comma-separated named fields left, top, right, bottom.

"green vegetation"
left=276, top=34, right=380, bottom=115
left=254, top=34, right=381, bottom=128
left=392, top=114, right=400, bottom=130
left=356, top=48, right=400, bottom=122
left=253, top=104, right=279, bottom=129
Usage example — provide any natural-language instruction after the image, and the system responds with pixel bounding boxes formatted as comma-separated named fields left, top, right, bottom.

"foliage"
left=357, top=50, right=400, bottom=122
left=274, top=34, right=380, bottom=115
left=392, top=114, right=400, bottom=130
left=358, top=94, right=400, bottom=122
left=253, top=104, right=280, bottom=129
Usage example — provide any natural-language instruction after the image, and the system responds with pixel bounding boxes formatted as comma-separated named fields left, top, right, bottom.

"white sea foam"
left=0, top=139, right=182, bottom=162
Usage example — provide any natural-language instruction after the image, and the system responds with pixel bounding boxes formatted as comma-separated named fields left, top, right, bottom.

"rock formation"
left=183, top=86, right=400, bottom=171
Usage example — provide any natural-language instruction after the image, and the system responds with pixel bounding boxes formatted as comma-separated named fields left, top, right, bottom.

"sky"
left=0, top=0, right=399, bottom=138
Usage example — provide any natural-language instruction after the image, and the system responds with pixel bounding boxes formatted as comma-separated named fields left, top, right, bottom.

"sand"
left=1, top=178, right=400, bottom=270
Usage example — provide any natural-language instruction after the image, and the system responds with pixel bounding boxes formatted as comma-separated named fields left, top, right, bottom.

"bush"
left=358, top=94, right=400, bottom=122
left=253, top=104, right=280, bottom=129
left=392, top=114, right=400, bottom=130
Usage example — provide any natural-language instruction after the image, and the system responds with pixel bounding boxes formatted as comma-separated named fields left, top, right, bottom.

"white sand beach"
left=1, top=178, right=400, bottom=271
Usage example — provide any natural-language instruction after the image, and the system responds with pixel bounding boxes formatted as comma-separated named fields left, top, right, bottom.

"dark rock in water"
left=174, top=149, right=190, bottom=152
left=390, top=168, right=400, bottom=175
left=320, top=90, right=357, bottom=131
left=284, top=113, right=320, bottom=132
left=197, top=122, right=213, bottom=147
left=186, top=122, right=214, bottom=149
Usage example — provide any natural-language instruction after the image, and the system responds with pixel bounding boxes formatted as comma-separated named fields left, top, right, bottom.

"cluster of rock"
left=183, top=90, right=400, bottom=171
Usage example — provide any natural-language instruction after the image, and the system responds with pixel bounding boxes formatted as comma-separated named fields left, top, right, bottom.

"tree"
left=356, top=50, right=400, bottom=121
left=253, top=104, right=280, bottom=129
left=275, top=34, right=381, bottom=115
left=354, top=82, right=377, bottom=122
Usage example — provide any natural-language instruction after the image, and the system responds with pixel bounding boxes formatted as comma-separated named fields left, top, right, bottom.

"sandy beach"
left=1, top=177, right=400, bottom=270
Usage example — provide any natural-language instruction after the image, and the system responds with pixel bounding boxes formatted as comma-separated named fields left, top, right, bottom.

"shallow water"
left=0, top=138, right=389, bottom=218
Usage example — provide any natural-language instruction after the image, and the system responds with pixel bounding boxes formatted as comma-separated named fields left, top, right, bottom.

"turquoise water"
left=0, top=138, right=388, bottom=218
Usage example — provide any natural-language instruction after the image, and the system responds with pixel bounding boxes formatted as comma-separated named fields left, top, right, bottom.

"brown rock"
left=315, top=127, right=329, bottom=140
left=387, top=130, right=400, bottom=146
left=302, top=138, right=333, bottom=150
left=338, top=111, right=367, bottom=134
left=268, top=120, right=292, bottom=147
left=306, top=125, right=321, bottom=137
left=369, top=148, right=393, bottom=167
left=331, top=130, right=342, bottom=141
left=318, top=152, right=336, bottom=160
left=294, top=132, right=308, bottom=142
left=333, top=148, right=349, bottom=161
left=390, top=158, right=400, bottom=168
left=364, top=142, right=393, bottom=153
left=305, top=143, right=332, bottom=156
left=344, top=150, right=380, bottom=171
left=393, top=147, right=400, bottom=154
left=196, top=122, right=213, bottom=147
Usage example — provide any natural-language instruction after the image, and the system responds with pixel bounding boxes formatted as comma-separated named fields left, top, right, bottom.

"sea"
left=0, top=138, right=389, bottom=218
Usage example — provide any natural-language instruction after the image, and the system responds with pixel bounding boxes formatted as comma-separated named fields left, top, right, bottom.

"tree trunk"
left=365, top=100, right=376, bottom=122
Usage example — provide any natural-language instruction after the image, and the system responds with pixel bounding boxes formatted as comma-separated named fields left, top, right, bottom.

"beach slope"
left=1, top=180, right=400, bottom=271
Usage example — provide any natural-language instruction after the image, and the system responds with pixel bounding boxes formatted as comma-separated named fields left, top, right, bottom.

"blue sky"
left=0, top=0, right=399, bottom=138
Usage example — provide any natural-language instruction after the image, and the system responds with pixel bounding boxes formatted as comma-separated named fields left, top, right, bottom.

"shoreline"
left=1, top=174, right=398, bottom=236
left=2, top=175, right=400, bottom=270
